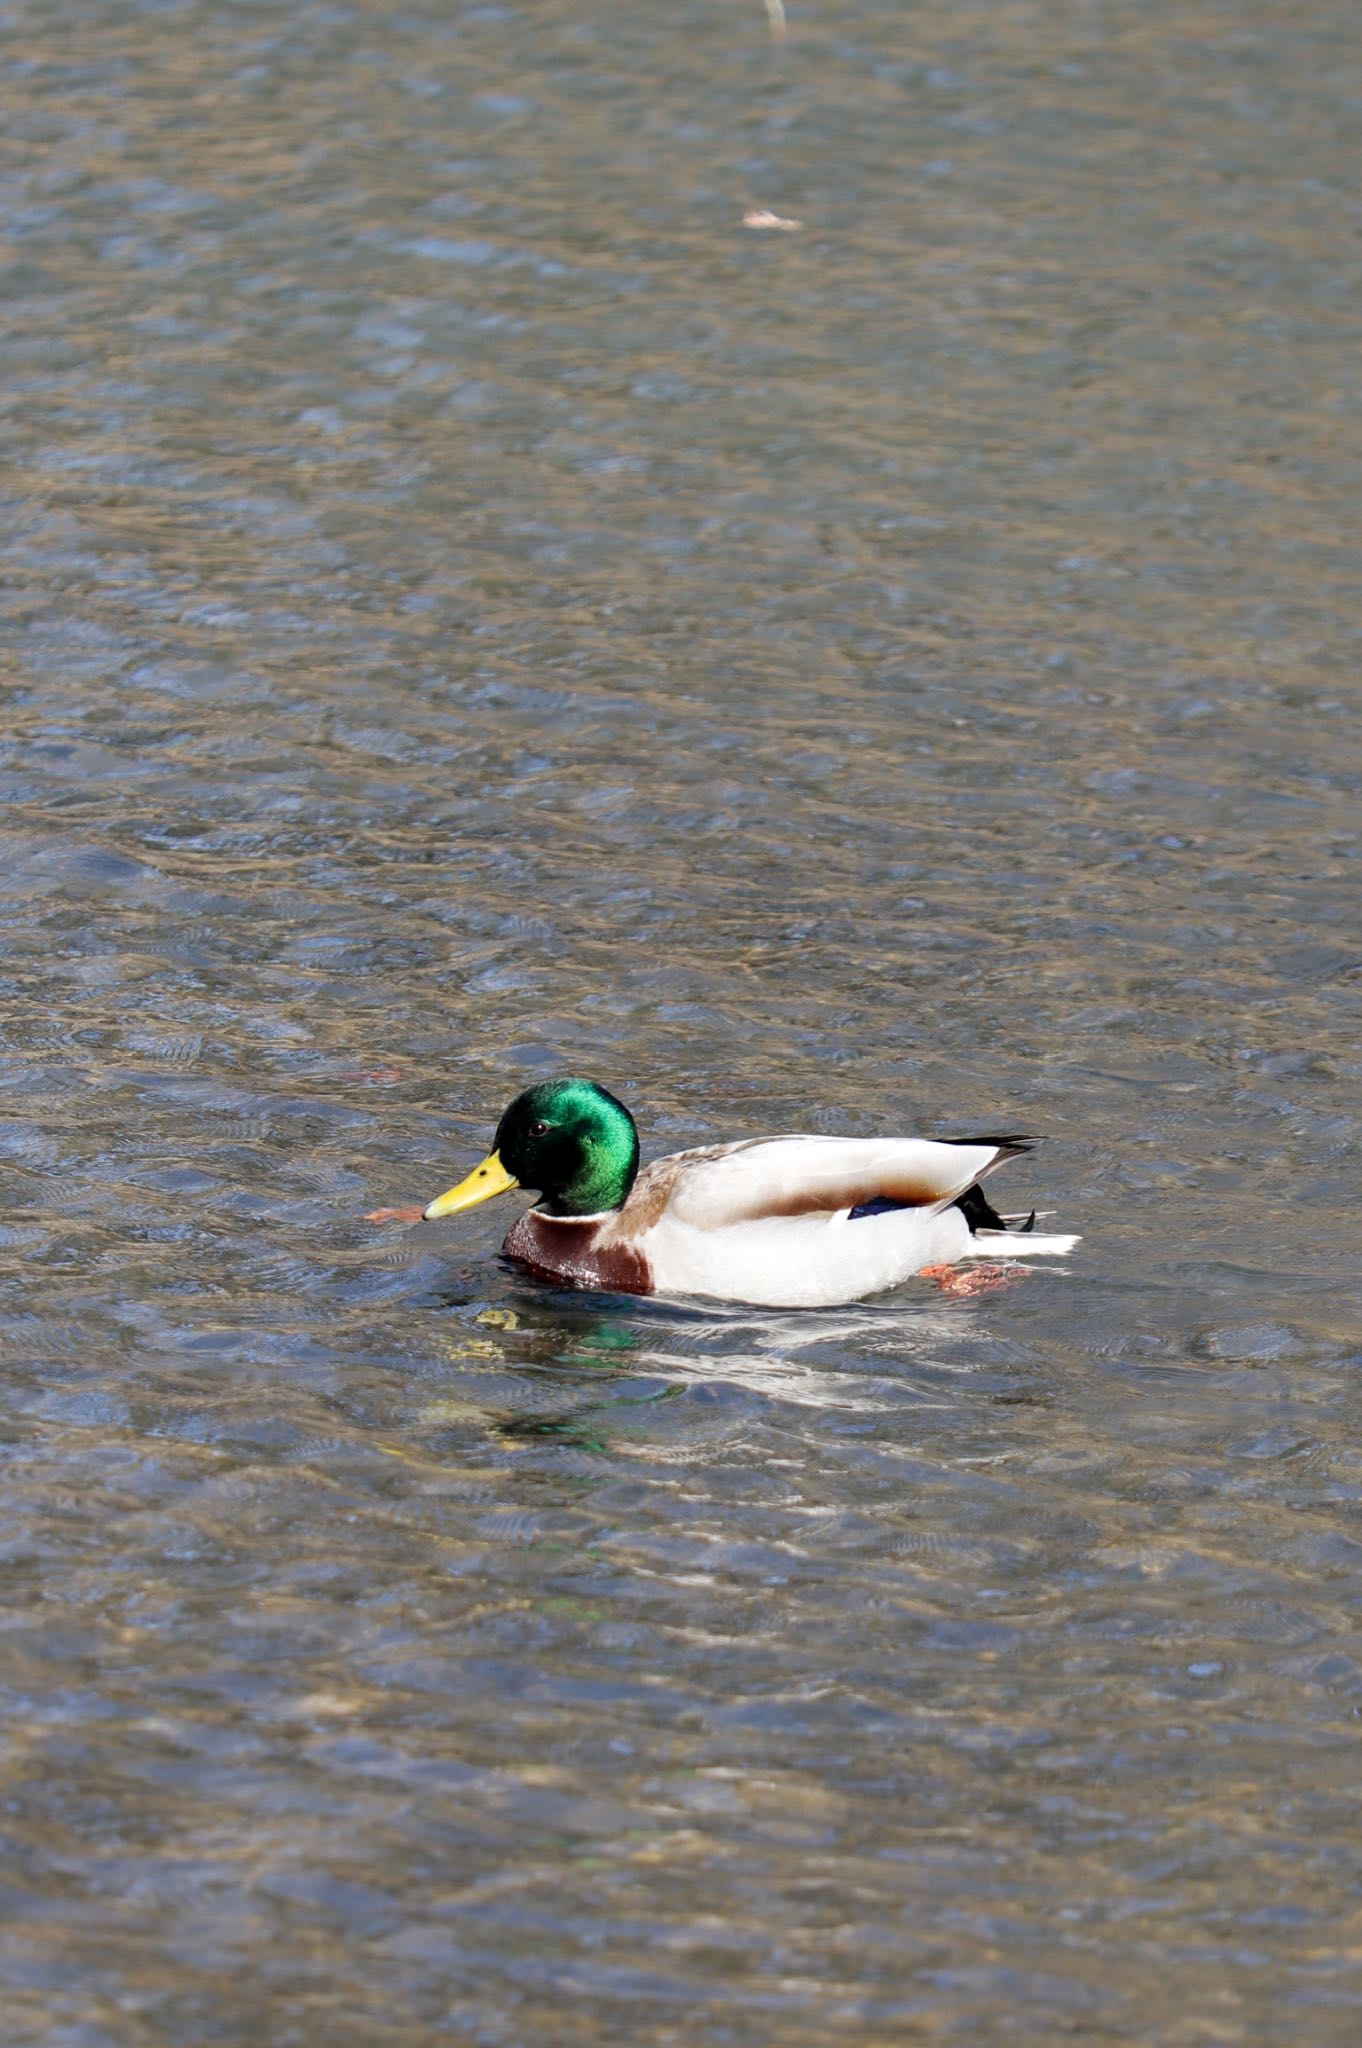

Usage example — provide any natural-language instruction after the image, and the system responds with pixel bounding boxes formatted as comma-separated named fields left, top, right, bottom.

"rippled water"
left=3, top=0, right=1361, bottom=2041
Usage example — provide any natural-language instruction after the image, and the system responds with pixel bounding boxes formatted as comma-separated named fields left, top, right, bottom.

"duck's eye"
left=529, top=1120, right=550, bottom=1137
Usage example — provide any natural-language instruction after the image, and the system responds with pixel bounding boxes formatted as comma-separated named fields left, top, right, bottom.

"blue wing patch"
left=848, top=1195, right=912, bottom=1220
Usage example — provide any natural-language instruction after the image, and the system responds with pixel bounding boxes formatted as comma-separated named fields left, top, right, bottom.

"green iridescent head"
left=423, top=1078, right=640, bottom=1221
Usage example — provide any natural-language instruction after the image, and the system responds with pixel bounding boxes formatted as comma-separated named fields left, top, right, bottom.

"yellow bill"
left=422, top=1149, right=519, bottom=1220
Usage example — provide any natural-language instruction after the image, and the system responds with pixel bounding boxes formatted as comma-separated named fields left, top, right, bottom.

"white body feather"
left=618, top=1135, right=1077, bottom=1309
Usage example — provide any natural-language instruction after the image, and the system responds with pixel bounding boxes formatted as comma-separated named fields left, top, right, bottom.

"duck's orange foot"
left=920, top=1261, right=1032, bottom=1297
left=364, top=1204, right=427, bottom=1225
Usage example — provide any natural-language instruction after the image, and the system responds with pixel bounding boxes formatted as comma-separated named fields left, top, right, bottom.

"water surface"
left=2, top=1, right=1361, bottom=2042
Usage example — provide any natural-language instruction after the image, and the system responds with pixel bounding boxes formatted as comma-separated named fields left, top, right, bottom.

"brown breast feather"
left=502, top=1210, right=653, bottom=1294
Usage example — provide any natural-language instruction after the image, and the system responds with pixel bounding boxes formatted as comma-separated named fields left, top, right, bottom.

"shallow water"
left=3, top=0, right=1361, bottom=2041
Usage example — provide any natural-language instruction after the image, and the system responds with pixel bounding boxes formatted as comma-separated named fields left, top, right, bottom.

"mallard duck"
left=414, top=1077, right=1078, bottom=1308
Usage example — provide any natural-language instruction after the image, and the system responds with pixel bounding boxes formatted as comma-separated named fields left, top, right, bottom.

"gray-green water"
left=3, top=1, right=1361, bottom=2042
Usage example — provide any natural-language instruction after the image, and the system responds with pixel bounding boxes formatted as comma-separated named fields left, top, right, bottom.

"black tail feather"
left=953, top=1183, right=1009, bottom=1233
left=946, top=1136, right=1041, bottom=1236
